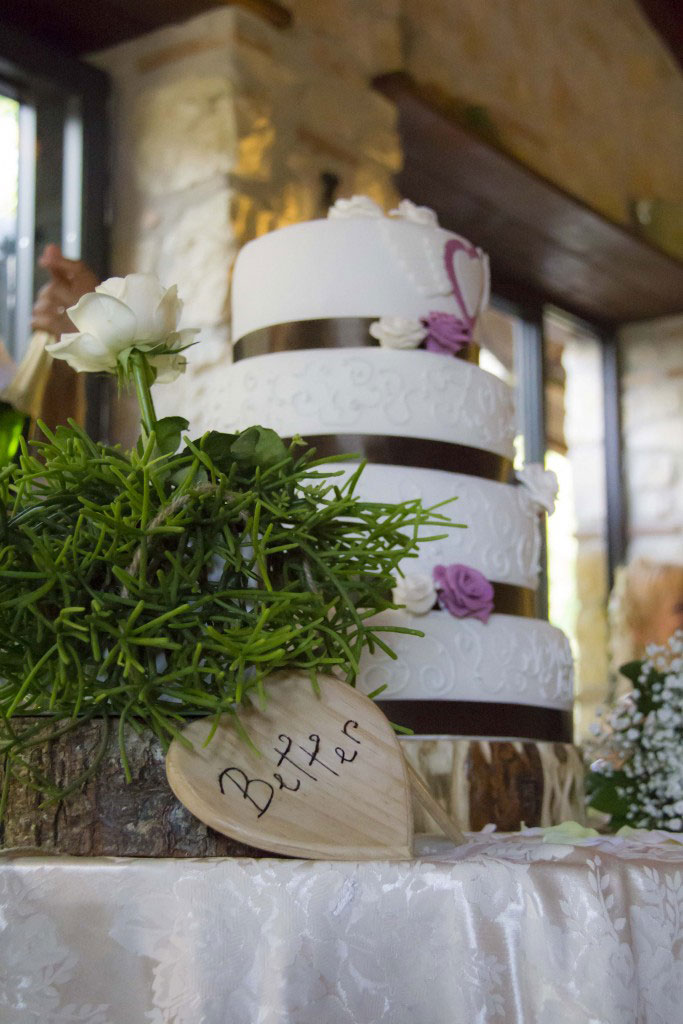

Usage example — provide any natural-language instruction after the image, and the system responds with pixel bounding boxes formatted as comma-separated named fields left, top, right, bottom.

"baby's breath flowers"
left=587, top=630, right=683, bottom=831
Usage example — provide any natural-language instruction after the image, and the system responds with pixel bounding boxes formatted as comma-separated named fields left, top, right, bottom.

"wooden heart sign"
left=166, top=671, right=414, bottom=860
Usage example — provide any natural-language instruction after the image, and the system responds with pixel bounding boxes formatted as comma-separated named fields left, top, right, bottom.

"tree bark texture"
left=0, top=718, right=265, bottom=857
left=1, top=722, right=585, bottom=857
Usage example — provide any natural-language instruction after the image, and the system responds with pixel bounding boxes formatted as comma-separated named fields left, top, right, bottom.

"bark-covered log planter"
left=0, top=718, right=266, bottom=858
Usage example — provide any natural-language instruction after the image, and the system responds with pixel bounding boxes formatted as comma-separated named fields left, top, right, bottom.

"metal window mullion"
left=602, top=331, right=627, bottom=589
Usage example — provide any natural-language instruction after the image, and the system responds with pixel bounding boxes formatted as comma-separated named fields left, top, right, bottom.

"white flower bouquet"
left=587, top=630, right=683, bottom=831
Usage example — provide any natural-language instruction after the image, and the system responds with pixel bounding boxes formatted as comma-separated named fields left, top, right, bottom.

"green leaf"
left=618, top=660, right=644, bottom=686
left=155, top=416, right=189, bottom=457
left=194, top=431, right=238, bottom=473
left=230, top=426, right=288, bottom=469
left=586, top=769, right=631, bottom=818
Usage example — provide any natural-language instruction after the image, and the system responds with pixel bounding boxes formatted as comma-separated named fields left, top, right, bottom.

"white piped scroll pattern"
left=196, top=350, right=515, bottom=458
left=324, top=464, right=541, bottom=589
left=357, top=612, right=574, bottom=710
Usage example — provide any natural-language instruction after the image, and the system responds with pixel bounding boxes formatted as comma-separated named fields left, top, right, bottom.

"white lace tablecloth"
left=3, top=830, right=683, bottom=1023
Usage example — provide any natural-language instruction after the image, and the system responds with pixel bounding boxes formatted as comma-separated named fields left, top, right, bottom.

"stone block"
left=627, top=452, right=678, bottom=491
left=157, top=188, right=235, bottom=328
left=133, top=75, right=237, bottom=197
left=625, top=416, right=683, bottom=454
left=628, top=488, right=677, bottom=528
left=620, top=317, right=683, bottom=373
left=622, top=381, right=683, bottom=430
left=287, top=0, right=402, bottom=74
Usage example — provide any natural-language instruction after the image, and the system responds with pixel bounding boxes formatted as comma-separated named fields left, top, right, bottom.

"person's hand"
left=31, top=244, right=100, bottom=338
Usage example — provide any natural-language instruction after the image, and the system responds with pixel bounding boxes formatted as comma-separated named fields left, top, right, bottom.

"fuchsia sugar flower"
left=421, top=311, right=471, bottom=356
left=433, top=563, right=495, bottom=623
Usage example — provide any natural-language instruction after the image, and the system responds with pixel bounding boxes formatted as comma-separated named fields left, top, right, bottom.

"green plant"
left=0, top=274, right=453, bottom=810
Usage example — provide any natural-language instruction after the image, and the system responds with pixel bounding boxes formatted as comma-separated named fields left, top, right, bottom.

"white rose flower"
left=327, top=195, right=384, bottom=219
left=516, top=463, right=559, bottom=515
left=389, top=199, right=439, bottom=227
left=45, top=273, right=198, bottom=381
left=393, top=573, right=437, bottom=615
left=369, top=316, right=427, bottom=350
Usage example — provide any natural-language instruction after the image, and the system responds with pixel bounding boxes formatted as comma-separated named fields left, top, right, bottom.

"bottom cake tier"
left=401, top=737, right=585, bottom=833
left=357, top=609, right=574, bottom=742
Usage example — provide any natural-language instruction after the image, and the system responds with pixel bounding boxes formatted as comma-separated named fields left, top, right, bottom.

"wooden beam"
left=375, top=73, right=683, bottom=327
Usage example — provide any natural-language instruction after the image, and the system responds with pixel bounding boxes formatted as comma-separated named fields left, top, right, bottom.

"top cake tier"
left=231, top=198, right=490, bottom=341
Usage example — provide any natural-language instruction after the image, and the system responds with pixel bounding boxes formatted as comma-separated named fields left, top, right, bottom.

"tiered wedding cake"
left=195, top=195, right=583, bottom=828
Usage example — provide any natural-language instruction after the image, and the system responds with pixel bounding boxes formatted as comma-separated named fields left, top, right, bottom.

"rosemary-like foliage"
left=0, top=419, right=451, bottom=807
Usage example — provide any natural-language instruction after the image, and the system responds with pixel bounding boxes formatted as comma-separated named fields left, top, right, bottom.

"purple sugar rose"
left=421, top=311, right=472, bottom=356
left=433, top=563, right=495, bottom=623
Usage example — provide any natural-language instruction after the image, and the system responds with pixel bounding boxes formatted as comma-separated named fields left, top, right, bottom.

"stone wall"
left=398, top=0, right=683, bottom=225
left=620, top=315, right=683, bottom=566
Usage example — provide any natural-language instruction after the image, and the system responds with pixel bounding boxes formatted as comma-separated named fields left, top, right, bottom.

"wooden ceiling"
left=377, top=73, right=683, bottom=326
left=0, top=0, right=680, bottom=65
left=0, top=1, right=290, bottom=56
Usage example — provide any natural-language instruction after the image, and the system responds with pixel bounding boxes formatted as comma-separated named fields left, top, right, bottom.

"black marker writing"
left=298, top=733, right=339, bottom=776
left=274, top=772, right=301, bottom=792
left=335, top=745, right=358, bottom=764
left=342, top=719, right=361, bottom=743
left=274, top=733, right=317, bottom=780
left=218, top=767, right=274, bottom=818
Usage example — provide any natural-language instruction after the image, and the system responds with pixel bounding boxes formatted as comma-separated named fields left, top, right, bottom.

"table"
left=2, top=830, right=683, bottom=1023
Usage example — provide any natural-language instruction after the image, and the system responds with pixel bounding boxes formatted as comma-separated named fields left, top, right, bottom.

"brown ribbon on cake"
left=286, top=433, right=513, bottom=482
left=233, top=319, right=480, bottom=364
left=473, top=581, right=536, bottom=618
left=375, top=700, right=573, bottom=743
left=420, top=582, right=534, bottom=617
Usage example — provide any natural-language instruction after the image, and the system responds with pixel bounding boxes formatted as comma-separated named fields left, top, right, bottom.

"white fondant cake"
left=198, top=348, right=514, bottom=458
left=315, top=463, right=542, bottom=589
left=358, top=612, right=573, bottom=709
left=231, top=200, right=490, bottom=340
left=224, top=195, right=575, bottom=741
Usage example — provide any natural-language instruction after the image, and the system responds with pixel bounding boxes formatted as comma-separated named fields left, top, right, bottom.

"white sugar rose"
left=369, top=316, right=427, bottom=350
left=45, top=273, right=198, bottom=381
left=327, top=195, right=384, bottom=219
left=393, top=573, right=437, bottom=615
left=517, top=463, right=559, bottom=515
left=389, top=199, right=439, bottom=227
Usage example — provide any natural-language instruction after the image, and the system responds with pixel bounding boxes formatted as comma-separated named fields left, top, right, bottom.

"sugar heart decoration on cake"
left=433, top=563, right=495, bottom=623
left=444, top=238, right=488, bottom=321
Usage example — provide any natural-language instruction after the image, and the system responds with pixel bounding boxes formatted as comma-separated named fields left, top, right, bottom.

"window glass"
left=0, top=81, right=74, bottom=361
left=544, top=308, right=610, bottom=739
left=475, top=305, right=525, bottom=467
left=0, top=94, right=19, bottom=363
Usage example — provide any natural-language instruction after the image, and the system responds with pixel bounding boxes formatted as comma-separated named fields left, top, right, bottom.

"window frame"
left=0, top=22, right=109, bottom=439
